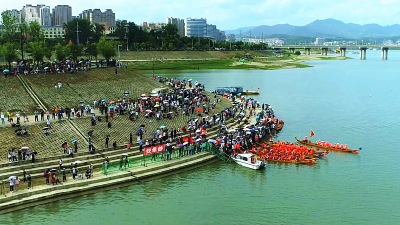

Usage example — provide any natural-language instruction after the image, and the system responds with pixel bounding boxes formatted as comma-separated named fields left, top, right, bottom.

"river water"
left=2, top=51, right=400, bottom=224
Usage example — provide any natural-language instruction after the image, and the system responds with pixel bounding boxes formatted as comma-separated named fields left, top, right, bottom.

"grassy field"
left=120, top=50, right=273, bottom=60
left=128, top=58, right=310, bottom=71
left=0, top=76, right=37, bottom=113
left=0, top=120, right=79, bottom=162
left=24, top=69, right=165, bottom=110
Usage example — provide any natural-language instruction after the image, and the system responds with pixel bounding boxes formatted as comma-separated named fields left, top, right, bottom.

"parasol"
left=43, top=127, right=49, bottom=130
left=122, top=153, right=129, bottom=156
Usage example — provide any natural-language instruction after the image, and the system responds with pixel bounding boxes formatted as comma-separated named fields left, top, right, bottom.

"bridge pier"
left=339, top=47, right=347, bottom=57
left=304, top=48, right=311, bottom=55
left=381, top=47, right=389, bottom=60
left=288, top=47, right=296, bottom=54
left=359, top=47, right=367, bottom=60
left=320, top=47, right=328, bottom=56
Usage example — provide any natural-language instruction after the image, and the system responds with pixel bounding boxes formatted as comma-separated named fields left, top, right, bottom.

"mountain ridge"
left=225, top=19, right=400, bottom=38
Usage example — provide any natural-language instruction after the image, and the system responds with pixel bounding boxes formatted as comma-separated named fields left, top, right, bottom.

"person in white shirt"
left=1, top=112, right=5, bottom=124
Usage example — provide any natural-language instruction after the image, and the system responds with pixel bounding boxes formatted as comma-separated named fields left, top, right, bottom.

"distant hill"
left=224, top=26, right=257, bottom=35
left=226, top=19, right=400, bottom=38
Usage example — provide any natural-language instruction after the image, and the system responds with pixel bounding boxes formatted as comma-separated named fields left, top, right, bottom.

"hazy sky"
left=2, top=0, right=400, bottom=30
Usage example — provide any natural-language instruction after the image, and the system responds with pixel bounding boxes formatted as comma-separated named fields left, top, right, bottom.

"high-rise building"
left=20, top=4, right=40, bottom=24
left=39, top=6, right=51, bottom=26
left=52, top=5, right=72, bottom=26
left=166, top=17, right=185, bottom=37
left=185, top=18, right=207, bottom=38
left=79, top=9, right=115, bottom=27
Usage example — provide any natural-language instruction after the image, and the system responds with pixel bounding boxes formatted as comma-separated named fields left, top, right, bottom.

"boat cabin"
left=237, top=153, right=257, bottom=164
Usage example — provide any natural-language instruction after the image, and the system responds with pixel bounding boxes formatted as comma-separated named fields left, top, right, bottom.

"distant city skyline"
left=2, top=0, right=400, bottom=30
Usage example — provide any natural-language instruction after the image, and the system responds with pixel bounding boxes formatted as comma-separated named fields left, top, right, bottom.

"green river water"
left=2, top=51, right=400, bottom=224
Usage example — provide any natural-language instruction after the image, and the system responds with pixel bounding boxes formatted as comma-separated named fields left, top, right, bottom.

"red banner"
left=143, top=144, right=165, bottom=156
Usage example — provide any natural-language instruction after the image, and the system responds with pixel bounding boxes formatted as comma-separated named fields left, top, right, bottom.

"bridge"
left=272, top=45, right=390, bottom=60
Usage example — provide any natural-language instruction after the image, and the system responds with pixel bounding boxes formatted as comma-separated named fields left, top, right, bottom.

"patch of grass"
left=24, top=69, right=165, bottom=110
left=0, top=120, right=79, bottom=162
left=120, top=51, right=229, bottom=60
left=0, top=76, right=37, bottom=113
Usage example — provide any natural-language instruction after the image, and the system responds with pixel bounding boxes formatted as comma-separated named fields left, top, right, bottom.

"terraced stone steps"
left=0, top=152, right=217, bottom=213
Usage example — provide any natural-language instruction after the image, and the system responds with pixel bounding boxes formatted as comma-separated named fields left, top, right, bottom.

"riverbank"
left=127, top=55, right=349, bottom=71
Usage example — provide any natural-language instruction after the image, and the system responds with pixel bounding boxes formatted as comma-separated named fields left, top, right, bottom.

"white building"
left=166, top=17, right=185, bottom=37
left=185, top=18, right=207, bottom=37
left=315, top=38, right=326, bottom=45
left=43, top=26, right=65, bottom=39
left=20, top=4, right=40, bottom=24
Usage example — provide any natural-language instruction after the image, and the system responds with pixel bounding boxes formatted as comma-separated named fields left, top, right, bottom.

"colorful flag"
left=310, top=130, right=315, bottom=137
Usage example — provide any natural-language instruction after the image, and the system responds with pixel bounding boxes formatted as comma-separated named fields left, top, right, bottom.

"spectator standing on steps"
left=34, top=111, right=39, bottom=122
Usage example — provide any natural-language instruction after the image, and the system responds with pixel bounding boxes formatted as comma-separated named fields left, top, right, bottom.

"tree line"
left=0, top=10, right=269, bottom=69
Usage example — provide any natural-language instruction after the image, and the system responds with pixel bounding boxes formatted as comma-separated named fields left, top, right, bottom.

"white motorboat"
left=231, top=153, right=265, bottom=170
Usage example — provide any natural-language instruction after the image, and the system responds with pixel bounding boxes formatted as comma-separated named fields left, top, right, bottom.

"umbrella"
left=44, top=67, right=49, bottom=70
left=184, top=98, right=189, bottom=101
left=21, top=147, right=29, bottom=150
left=110, top=101, right=115, bottom=104
left=102, top=99, right=107, bottom=102
left=177, top=96, right=183, bottom=99
left=196, top=138, right=202, bottom=142
left=50, top=169, right=57, bottom=172
left=160, top=125, right=167, bottom=129
left=228, top=129, right=237, bottom=133
left=15, top=129, right=22, bottom=132
left=140, top=125, right=145, bottom=127
left=155, top=97, right=161, bottom=101
left=109, top=106, right=115, bottom=109
left=188, top=79, right=192, bottom=81
left=32, top=151, right=38, bottom=155
left=122, top=153, right=129, bottom=156
left=72, top=139, right=78, bottom=143
left=146, top=110, right=152, bottom=113
left=141, top=97, right=148, bottom=101
left=8, top=176, right=17, bottom=180
left=183, top=142, right=189, bottom=145
left=196, top=108, right=203, bottom=112
left=43, top=127, right=49, bottom=130
left=250, top=123, right=256, bottom=125
left=208, top=139, right=216, bottom=143
left=73, top=160, right=82, bottom=164
left=79, top=101, right=84, bottom=103
left=154, top=105, right=160, bottom=108
left=3, top=69, right=9, bottom=73
left=141, top=94, right=147, bottom=97
left=255, top=116, right=260, bottom=119
left=52, top=59, right=57, bottom=62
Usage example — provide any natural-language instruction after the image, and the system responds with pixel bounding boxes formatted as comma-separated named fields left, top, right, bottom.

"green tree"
left=17, top=17, right=29, bottom=60
left=112, top=20, right=127, bottom=41
left=0, top=11, right=18, bottom=44
left=55, top=43, right=68, bottom=61
left=29, top=21, right=45, bottom=42
left=85, top=43, right=98, bottom=61
left=93, top=23, right=105, bottom=40
left=27, top=41, right=46, bottom=66
left=44, top=47, right=53, bottom=61
left=68, top=44, right=84, bottom=62
left=294, top=50, right=301, bottom=55
left=1, top=43, right=19, bottom=69
left=64, top=18, right=94, bottom=44
left=97, top=37, right=117, bottom=60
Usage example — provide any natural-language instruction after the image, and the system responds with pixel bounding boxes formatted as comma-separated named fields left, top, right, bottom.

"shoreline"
left=125, top=55, right=351, bottom=71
